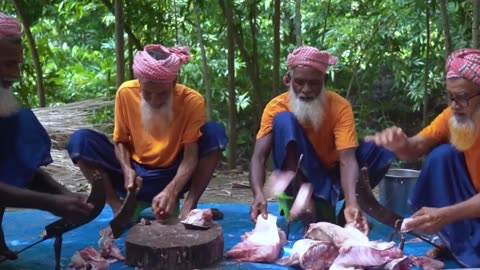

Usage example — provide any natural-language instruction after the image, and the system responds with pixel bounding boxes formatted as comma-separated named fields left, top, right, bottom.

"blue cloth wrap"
left=409, top=144, right=480, bottom=267
left=0, top=109, right=52, bottom=188
left=67, top=121, right=227, bottom=201
left=271, top=112, right=395, bottom=206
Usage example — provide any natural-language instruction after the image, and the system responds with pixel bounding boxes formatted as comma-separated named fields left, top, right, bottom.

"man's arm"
left=404, top=192, right=480, bottom=234
left=338, top=147, right=371, bottom=233
left=445, top=193, right=480, bottom=221
left=395, top=134, right=438, bottom=160
left=152, top=143, right=199, bottom=219
left=164, top=143, right=199, bottom=197
left=0, top=182, right=57, bottom=210
left=114, top=142, right=132, bottom=172
left=249, top=135, right=272, bottom=197
left=114, top=142, right=141, bottom=190
left=338, top=147, right=359, bottom=207
left=249, top=135, right=272, bottom=221
left=0, top=182, right=92, bottom=219
left=365, top=127, right=438, bottom=161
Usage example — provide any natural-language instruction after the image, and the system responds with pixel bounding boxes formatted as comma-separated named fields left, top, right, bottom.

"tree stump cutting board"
left=125, top=220, right=224, bottom=270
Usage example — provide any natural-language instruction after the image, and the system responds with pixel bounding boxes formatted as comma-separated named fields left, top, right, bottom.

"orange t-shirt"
left=256, top=91, right=358, bottom=169
left=419, top=107, right=480, bottom=192
left=113, top=80, right=206, bottom=167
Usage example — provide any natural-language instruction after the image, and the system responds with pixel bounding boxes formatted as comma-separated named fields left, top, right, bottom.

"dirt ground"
left=44, top=150, right=379, bottom=206
left=44, top=150, right=256, bottom=205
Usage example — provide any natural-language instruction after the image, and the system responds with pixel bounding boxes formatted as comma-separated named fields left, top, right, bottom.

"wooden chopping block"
left=125, top=220, right=224, bottom=270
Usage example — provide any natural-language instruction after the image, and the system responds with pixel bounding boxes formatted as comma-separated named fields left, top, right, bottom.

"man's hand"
left=49, top=194, right=94, bottom=221
left=124, top=168, right=142, bottom=192
left=364, top=126, right=408, bottom=152
left=152, top=191, right=177, bottom=220
left=250, top=194, right=268, bottom=223
left=344, top=205, right=369, bottom=234
left=402, top=207, right=449, bottom=234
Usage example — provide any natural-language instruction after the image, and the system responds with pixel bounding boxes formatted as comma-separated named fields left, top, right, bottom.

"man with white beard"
left=249, top=46, right=395, bottom=234
left=366, top=48, right=480, bottom=267
left=67, top=44, right=227, bottom=234
left=0, top=12, right=93, bottom=261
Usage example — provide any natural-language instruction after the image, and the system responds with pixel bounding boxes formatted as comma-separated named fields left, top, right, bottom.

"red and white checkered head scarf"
left=133, top=44, right=190, bottom=82
left=0, top=12, right=21, bottom=39
left=286, top=46, right=337, bottom=73
left=446, top=48, right=480, bottom=85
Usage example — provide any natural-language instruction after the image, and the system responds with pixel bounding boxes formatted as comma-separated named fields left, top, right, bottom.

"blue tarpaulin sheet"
left=1, top=203, right=461, bottom=269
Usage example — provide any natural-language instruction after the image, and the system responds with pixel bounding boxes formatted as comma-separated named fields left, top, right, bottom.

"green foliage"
left=2, top=0, right=477, bottom=162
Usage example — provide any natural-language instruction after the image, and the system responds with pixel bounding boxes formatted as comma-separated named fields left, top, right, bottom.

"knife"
left=355, top=167, right=441, bottom=249
left=0, top=171, right=106, bottom=264
left=109, top=177, right=142, bottom=239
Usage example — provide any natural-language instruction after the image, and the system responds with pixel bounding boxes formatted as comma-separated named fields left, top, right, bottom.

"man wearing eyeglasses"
left=366, top=48, right=480, bottom=267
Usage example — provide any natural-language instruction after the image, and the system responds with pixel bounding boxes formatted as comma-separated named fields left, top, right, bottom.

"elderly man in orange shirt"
left=67, top=44, right=227, bottom=228
left=249, top=46, right=395, bottom=234
left=366, top=48, right=480, bottom=267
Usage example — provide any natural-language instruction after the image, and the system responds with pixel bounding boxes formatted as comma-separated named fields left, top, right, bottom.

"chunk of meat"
left=304, top=222, right=369, bottom=247
left=408, top=255, right=445, bottom=270
left=277, top=239, right=338, bottom=270
left=182, top=209, right=214, bottom=227
left=332, top=244, right=403, bottom=268
left=263, top=170, right=295, bottom=199
left=69, top=236, right=125, bottom=270
left=400, top=217, right=414, bottom=233
left=288, top=183, right=317, bottom=227
left=226, top=214, right=286, bottom=262
left=384, top=256, right=411, bottom=270
left=305, top=222, right=404, bottom=269
left=98, top=235, right=125, bottom=260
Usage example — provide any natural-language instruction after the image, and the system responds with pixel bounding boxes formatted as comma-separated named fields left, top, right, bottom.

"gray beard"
left=140, top=95, right=174, bottom=137
left=0, top=87, right=19, bottom=117
left=448, top=113, right=479, bottom=151
left=289, top=85, right=326, bottom=132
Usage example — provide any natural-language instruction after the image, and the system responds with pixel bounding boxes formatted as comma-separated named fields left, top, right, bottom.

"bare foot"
left=426, top=243, right=453, bottom=259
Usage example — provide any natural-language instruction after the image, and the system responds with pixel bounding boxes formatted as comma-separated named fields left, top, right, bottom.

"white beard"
left=140, top=94, right=174, bottom=137
left=289, top=85, right=326, bottom=132
left=449, top=113, right=480, bottom=151
left=0, top=86, right=19, bottom=117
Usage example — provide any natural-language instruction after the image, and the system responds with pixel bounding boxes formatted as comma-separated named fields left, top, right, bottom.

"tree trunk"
left=423, top=0, right=431, bottom=126
left=115, top=0, right=125, bottom=88
left=474, top=0, right=480, bottom=48
left=272, top=0, right=281, bottom=94
left=320, top=0, right=331, bottom=48
left=101, top=0, right=142, bottom=51
left=12, top=0, right=46, bottom=107
left=194, top=0, right=212, bottom=120
left=224, top=0, right=237, bottom=169
left=295, top=0, right=302, bottom=46
left=248, top=2, right=263, bottom=116
left=128, top=35, right=134, bottom=79
left=219, top=1, right=263, bottom=133
left=440, top=0, right=453, bottom=57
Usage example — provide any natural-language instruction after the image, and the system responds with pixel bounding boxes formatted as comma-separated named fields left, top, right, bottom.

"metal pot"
left=378, top=168, right=420, bottom=216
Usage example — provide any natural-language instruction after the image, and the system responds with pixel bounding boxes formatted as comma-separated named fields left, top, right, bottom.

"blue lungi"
left=67, top=121, right=227, bottom=202
left=409, top=144, right=480, bottom=267
left=271, top=112, right=395, bottom=207
left=0, top=109, right=52, bottom=188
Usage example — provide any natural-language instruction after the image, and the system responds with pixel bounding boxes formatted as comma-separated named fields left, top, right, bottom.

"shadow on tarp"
left=0, top=203, right=461, bottom=269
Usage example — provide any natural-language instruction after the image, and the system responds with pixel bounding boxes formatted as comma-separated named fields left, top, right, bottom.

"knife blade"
left=356, top=167, right=441, bottom=249
left=0, top=171, right=106, bottom=263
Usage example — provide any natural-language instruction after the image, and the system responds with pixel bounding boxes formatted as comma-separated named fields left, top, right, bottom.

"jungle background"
left=1, top=0, right=479, bottom=201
